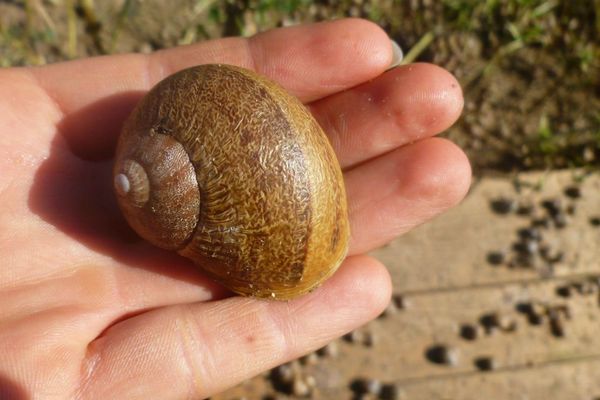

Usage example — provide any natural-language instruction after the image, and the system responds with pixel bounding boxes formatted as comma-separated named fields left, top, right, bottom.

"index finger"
left=29, top=18, right=392, bottom=117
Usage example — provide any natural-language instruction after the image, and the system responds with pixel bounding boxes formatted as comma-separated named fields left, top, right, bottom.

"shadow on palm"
left=27, top=91, right=228, bottom=298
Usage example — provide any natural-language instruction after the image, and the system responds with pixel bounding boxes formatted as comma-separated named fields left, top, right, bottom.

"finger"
left=77, top=255, right=391, bottom=400
left=310, top=63, right=464, bottom=169
left=345, top=137, right=471, bottom=254
left=32, top=139, right=465, bottom=316
left=32, top=18, right=392, bottom=112
left=25, top=19, right=391, bottom=161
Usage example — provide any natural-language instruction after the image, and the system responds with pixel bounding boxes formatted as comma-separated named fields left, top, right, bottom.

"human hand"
left=0, top=19, right=469, bottom=399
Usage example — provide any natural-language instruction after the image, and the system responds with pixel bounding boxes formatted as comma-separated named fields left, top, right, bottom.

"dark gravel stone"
left=487, top=251, right=505, bottom=265
left=380, top=384, right=404, bottom=400
left=518, top=227, right=542, bottom=241
left=460, top=323, right=480, bottom=341
left=491, top=197, right=517, bottom=215
left=532, top=217, right=552, bottom=228
left=474, top=356, right=497, bottom=371
left=549, top=311, right=565, bottom=338
left=555, top=285, right=572, bottom=298
left=344, top=330, right=364, bottom=344
left=363, top=331, right=377, bottom=347
left=542, top=198, right=562, bottom=216
left=271, top=364, right=294, bottom=384
left=514, top=239, right=539, bottom=256
left=564, top=186, right=581, bottom=199
left=516, top=201, right=534, bottom=216
left=516, top=302, right=546, bottom=325
left=479, top=313, right=498, bottom=333
left=425, top=344, right=460, bottom=366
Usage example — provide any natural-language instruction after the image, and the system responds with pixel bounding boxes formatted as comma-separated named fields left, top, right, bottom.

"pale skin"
left=0, top=19, right=470, bottom=399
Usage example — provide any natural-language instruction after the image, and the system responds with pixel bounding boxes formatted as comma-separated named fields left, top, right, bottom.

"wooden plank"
left=215, top=171, right=600, bottom=399
left=372, top=171, right=600, bottom=293
left=215, top=273, right=600, bottom=399
left=399, top=357, right=600, bottom=400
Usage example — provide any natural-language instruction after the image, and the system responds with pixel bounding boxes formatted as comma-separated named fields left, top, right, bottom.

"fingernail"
left=387, top=39, right=403, bottom=70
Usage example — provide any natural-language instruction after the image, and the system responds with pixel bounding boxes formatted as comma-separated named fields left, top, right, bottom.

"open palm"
left=0, top=19, right=469, bottom=399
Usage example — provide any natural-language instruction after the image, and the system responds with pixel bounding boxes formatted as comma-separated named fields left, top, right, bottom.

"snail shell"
left=113, top=64, right=349, bottom=300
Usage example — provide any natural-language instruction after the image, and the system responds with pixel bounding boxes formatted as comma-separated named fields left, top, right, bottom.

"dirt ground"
left=1, top=0, right=599, bottom=172
left=1, top=1, right=600, bottom=399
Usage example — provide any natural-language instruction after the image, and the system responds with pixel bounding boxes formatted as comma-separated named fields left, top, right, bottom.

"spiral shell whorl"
left=114, top=160, right=150, bottom=207
left=113, top=133, right=200, bottom=250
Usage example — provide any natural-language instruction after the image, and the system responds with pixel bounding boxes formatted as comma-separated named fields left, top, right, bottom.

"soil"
left=1, top=0, right=599, bottom=172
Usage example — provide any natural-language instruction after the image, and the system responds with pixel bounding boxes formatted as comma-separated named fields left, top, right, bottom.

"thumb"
left=75, top=255, right=391, bottom=399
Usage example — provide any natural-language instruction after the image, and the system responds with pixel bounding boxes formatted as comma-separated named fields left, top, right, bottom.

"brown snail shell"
left=113, top=64, right=349, bottom=300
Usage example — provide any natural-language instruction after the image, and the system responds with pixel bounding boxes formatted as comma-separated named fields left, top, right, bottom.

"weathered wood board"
left=215, top=171, right=600, bottom=400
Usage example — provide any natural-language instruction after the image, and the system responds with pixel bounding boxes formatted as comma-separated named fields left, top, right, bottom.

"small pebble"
left=350, top=378, right=382, bottom=396
left=548, top=311, right=565, bottom=338
left=460, top=323, right=481, bottom=341
left=496, top=314, right=517, bottom=332
left=363, top=331, right=377, bottom=347
left=555, top=285, right=572, bottom=298
left=317, top=341, right=339, bottom=358
left=532, top=217, right=552, bottom=229
left=350, top=378, right=369, bottom=394
left=300, top=352, right=319, bottom=366
left=491, top=197, right=517, bottom=215
left=380, top=384, right=404, bottom=400
left=516, top=201, right=534, bottom=216
left=486, top=251, right=505, bottom=266
left=529, top=313, right=545, bottom=325
left=542, top=198, right=562, bottom=216
left=564, top=186, right=581, bottom=199
left=365, top=379, right=382, bottom=395
left=516, top=302, right=546, bottom=325
left=425, top=344, right=460, bottom=366
left=344, top=330, right=364, bottom=344
left=272, top=364, right=294, bottom=384
left=292, top=377, right=311, bottom=397
left=518, top=227, right=542, bottom=241
left=393, top=294, right=410, bottom=309
left=566, top=203, right=576, bottom=215
left=521, top=239, right=539, bottom=255
left=479, top=313, right=498, bottom=333
left=474, top=356, right=497, bottom=371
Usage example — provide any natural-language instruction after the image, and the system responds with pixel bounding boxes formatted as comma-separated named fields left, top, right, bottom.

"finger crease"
left=175, top=306, right=213, bottom=399
left=26, top=69, right=67, bottom=119
left=144, top=53, right=167, bottom=90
